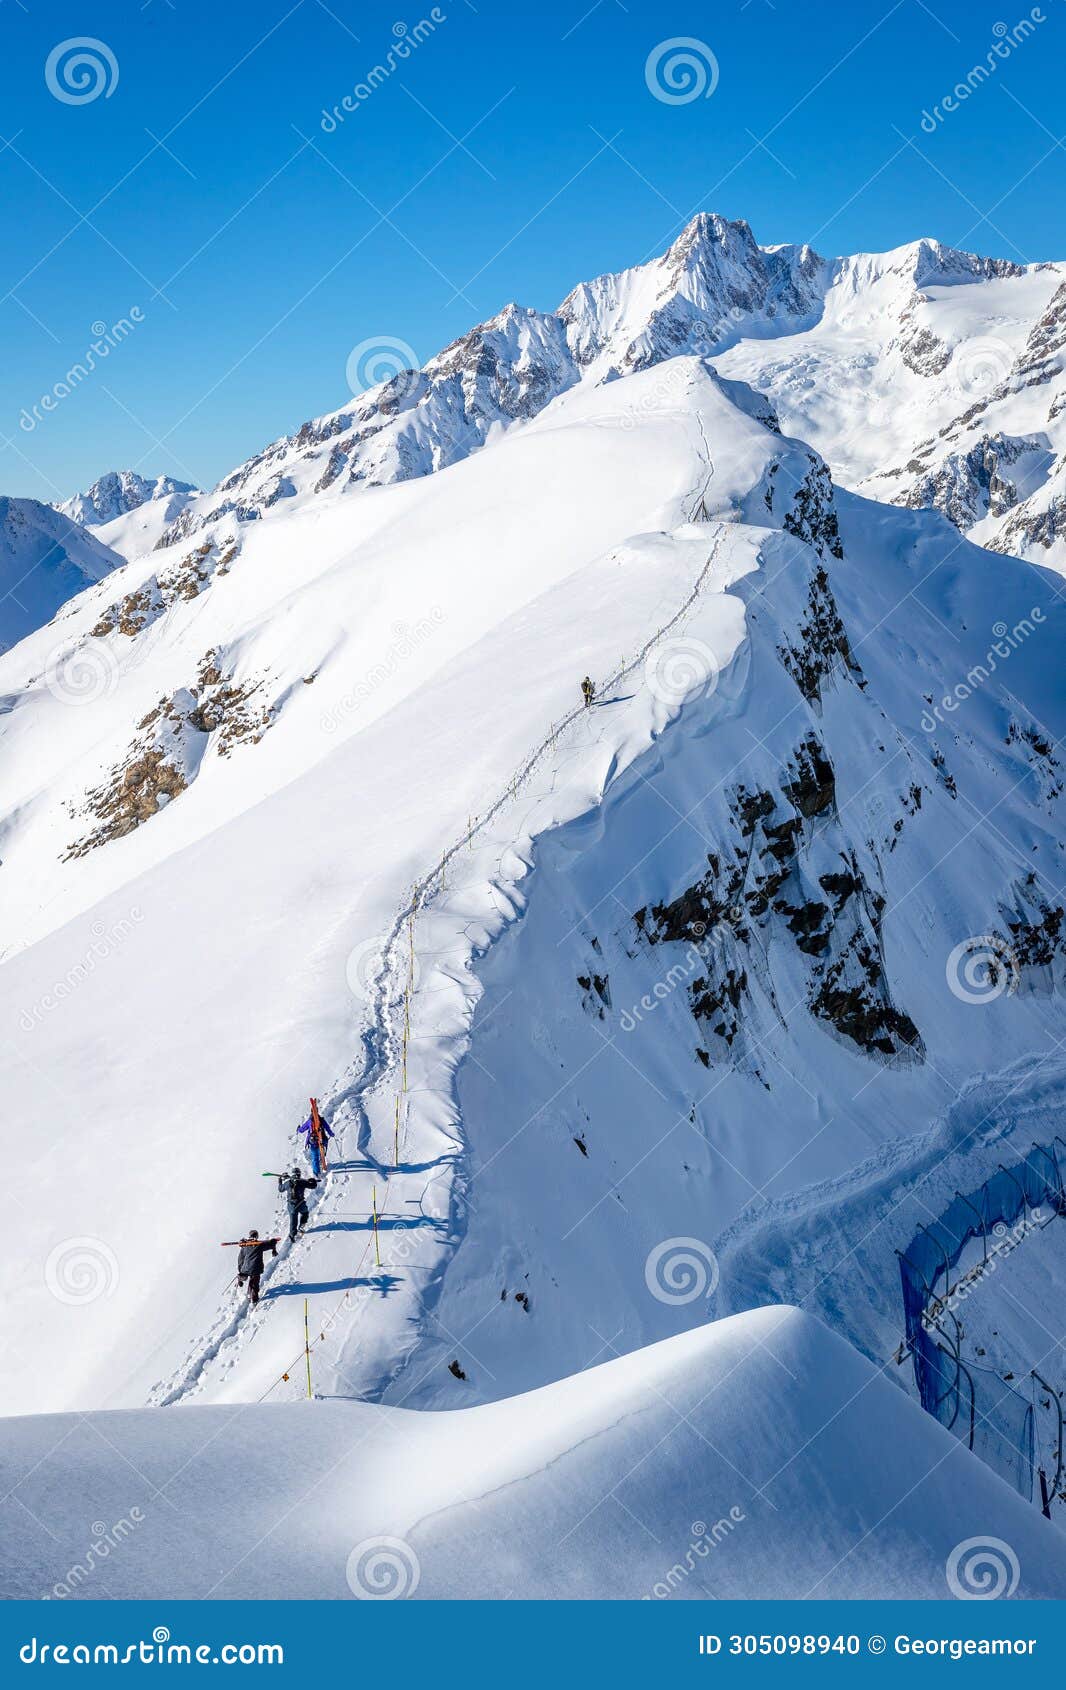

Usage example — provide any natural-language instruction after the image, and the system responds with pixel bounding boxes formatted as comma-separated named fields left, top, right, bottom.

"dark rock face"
left=900, top=323, right=952, bottom=378
left=1016, top=280, right=1066, bottom=380
left=778, top=562, right=863, bottom=705
left=634, top=723, right=923, bottom=1069
left=900, top=433, right=1048, bottom=530
left=990, top=491, right=1066, bottom=556
left=780, top=456, right=844, bottom=560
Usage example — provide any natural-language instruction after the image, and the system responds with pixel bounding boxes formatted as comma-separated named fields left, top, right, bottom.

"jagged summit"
left=56, top=469, right=199, bottom=528
left=52, top=215, right=1066, bottom=576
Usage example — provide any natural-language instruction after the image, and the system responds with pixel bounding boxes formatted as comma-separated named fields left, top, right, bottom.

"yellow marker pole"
left=371, top=1185, right=382, bottom=1268
left=304, top=1298, right=312, bottom=1399
left=394, top=1093, right=400, bottom=1167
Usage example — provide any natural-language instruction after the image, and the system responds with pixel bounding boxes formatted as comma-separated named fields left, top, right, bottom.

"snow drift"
left=2, top=1309, right=1062, bottom=1601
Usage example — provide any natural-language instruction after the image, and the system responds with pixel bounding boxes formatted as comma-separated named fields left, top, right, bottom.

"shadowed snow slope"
left=2, top=1308, right=1063, bottom=1600
left=0, top=498, right=122, bottom=651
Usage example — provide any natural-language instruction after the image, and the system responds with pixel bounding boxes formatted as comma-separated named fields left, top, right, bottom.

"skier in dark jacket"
left=581, top=675, right=595, bottom=708
left=278, top=1168, right=317, bottom=1242
left=297, top=1101, right=334, bottom=1177
left=235, top=1230, right=278, bottom=1305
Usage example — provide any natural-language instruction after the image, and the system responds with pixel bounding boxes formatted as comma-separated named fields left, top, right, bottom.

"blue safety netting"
left=898, top=1139, right=1066, bottom=1501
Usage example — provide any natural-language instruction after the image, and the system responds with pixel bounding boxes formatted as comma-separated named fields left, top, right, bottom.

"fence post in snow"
left=955, top=1190, right=988, bottom=1265
left=304, top=1298, right=312, bottom=1400
left=1032, top=1369, right=1064, bottom=1500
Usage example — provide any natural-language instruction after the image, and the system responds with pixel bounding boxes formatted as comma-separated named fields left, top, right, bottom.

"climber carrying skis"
left=221, top=1229, right=279, bottom=1306
left=297, top=1097, right=333, bottom=1177
left=278, top=1166, right=317, bottom=1242
left=581, top=675, right=595, bottom=709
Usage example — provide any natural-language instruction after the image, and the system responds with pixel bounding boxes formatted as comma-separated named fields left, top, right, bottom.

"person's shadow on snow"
left=265, top=1272, right=400, bottom=1299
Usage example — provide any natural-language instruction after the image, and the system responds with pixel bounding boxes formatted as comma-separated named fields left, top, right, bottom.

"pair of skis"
left=309, top=1095, right=329, bottom=1171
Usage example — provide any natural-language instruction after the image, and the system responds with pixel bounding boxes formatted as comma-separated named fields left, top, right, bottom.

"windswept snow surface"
left=3, top=1309, right=1063, bottom=1600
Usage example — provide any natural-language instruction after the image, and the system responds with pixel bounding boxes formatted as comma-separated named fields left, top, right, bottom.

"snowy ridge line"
left=157, top=517, right=730, bottom=1408
left=321, top=523, right=737, bottom=1393
left=357, top=521, right=729, bottom=1154
left=400, top=527, right=728, bottom=963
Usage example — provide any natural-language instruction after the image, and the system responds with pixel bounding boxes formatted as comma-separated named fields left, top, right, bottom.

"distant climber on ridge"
left=221, top=1229, right=279, bottom=1306
left=298, top=1097, right=333, bottom=1176
left=278, top=1166, right=317, bottom=1242
left=581, top=675, right=595, bottom=709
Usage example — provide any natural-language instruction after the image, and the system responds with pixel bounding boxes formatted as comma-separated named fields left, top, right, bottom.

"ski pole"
left=371, top=1185, right=382, bottom=1268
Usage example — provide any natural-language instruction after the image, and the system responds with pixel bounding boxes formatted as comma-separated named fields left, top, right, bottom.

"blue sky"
left=2, top=0, right=1064, bottom=501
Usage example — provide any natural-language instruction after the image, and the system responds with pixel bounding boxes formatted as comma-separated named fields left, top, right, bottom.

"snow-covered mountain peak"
left=905, top=235, right=1029, bottom=288
left=55, top=469, right=203, bottom=565
left=56, top=468, right=199, bottom=527
left=55, top=216, right=1066, bottom=578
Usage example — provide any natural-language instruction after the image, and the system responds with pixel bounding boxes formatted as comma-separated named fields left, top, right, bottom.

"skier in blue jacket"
left=297, top=1101, right=334, bottom=1176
